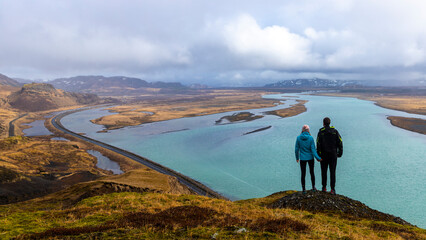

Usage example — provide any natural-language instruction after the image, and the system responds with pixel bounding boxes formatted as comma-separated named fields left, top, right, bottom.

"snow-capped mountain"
left=264, top=78, right=360, bottom=88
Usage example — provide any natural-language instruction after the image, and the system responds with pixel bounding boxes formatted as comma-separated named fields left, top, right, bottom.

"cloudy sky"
left=1, top=0, right=425, bottom=86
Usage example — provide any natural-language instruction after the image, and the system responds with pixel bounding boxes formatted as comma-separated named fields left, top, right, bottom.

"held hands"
left=317, top=158, right=322, bottom=162
left=296, top=159, right=299, bottom=163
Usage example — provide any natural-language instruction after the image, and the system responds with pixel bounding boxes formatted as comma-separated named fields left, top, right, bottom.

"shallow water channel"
left=87, top=150, right=123, bottom=175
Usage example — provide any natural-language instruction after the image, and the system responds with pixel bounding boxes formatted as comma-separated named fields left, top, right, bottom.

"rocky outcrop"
left=268, top=190, right=411, bottom=226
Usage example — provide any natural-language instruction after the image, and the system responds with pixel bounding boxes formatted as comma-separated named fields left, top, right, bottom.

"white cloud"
left=0, top=10, right=191, bottom=73
left=221, top=14, right=317, bottom=69
left=233, top=73, right=244, bottom=80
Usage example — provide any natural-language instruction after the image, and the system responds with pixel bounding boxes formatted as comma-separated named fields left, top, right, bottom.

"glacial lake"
left=61, top=93, right=426, bottom=227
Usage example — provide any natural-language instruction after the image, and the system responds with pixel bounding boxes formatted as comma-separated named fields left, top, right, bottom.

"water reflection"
left=51, top=137, right=69, bottom=141
left=22, top=120, right=52, bottom=136
left=87, top=150, right=123, bottom=174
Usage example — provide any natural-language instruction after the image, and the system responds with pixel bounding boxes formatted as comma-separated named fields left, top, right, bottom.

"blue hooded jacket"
left=295, top=131, right=321, bottom=161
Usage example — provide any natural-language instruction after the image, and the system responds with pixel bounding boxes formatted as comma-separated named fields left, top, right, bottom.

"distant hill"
left=12, top=78, right=36, bottom=85
left=264, top=78, right=426, bottom=88
left=7, top=83, right=102, bottom=111
left=264, top=78, right=360, bottom=88
left=0, top=73, right=21, bottom=87
left=49, top=75, right=187, bottom=95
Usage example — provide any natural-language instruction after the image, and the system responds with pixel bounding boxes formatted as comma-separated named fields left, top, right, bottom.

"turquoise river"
left=61, top=93, right=426, bottom=228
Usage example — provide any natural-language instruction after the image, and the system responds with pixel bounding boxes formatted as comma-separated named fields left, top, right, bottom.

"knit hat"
left=302, top=125, right=310, bottom=133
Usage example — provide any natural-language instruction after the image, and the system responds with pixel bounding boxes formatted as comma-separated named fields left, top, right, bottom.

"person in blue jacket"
left=295, top=124, right=321, bottom=193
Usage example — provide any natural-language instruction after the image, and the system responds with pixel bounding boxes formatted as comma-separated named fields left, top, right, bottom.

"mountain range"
left=0, top=73, right=20, bottom=87
left=49, top=75, right=187, bottom=95
left=264, top=78, right=361, bottom=88
left=264, top=78, right=426, bottom=88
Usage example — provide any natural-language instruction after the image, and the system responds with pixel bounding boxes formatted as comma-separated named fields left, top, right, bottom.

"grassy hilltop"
left=1, top=190, right=425, bottom=239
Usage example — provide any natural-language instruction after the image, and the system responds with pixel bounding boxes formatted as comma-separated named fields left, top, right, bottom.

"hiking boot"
left=322, top=187, right=327, bottom=192
left=302, top=190, right=306, bottom=194
left=330, top=189, right=336, bottom=195
left=312, top=187, right=317, bottom=192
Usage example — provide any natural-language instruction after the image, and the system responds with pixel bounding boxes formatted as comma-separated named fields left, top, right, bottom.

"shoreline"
left=313, top=92, right=426, bottom=115
left=265, top=100, right=307, bottom=118
left=387, top=116, right=426, bottom=135
left=49, top=107, right=227, bottom=200
left=313, top=92, right=426, bottom=135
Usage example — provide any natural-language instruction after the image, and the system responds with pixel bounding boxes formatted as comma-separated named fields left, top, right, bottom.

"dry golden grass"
left=0, top=85, right=18, bottom=98
left=316, top=92, right=426, bottom=115
left=2, top=192, right=424, bottom=239
left=99, top=168, right=193, bottom=195
left=0, top=136, right=105, bottom=176
left=373, top=96, right=426, bottom=115
left=0, top=85, right=20, bottom=138
left=0, top=108, right=18, bottom=139
left=91, top=89, right=281, bottom=130
left=266, top=100, right=308, bottom=118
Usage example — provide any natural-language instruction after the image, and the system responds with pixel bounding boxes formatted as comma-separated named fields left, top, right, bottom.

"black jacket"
left=316, top=126, right=343, bottom=158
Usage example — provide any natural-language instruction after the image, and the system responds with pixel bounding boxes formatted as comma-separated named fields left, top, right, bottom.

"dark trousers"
left=320, top=153, right=337, bottom=190
left=300, top=159, right=315, bottom=190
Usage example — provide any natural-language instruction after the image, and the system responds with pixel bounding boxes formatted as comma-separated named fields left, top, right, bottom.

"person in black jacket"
left=316, top=117, right=343, bottom=195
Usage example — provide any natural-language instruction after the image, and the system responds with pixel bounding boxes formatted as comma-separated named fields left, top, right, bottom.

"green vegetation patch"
left=0, top=211, right=48, bottom=239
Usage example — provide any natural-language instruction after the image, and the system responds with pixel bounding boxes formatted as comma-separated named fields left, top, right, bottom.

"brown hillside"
left=7, top=83, right=101, bottom=112
left=0, top=136, right=108, bottom=204
left=0, top=73, right=20, bottom=87
left=0, top=84, right=18, bottom=106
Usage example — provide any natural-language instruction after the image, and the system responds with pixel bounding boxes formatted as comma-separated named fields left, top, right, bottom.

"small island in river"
left=265, top=100, right=307, bottom=118
left=215, top=112, right=263, bottom=124
left=387, top=116, right=426, bottom=135
left=90, top=90, right=309, bottom=130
